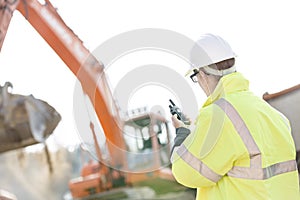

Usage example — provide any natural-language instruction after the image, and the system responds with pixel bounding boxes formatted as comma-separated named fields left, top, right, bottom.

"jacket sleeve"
left=171, top=127, right=191, bottom=154
left=171, top=105, right=245, bottom=188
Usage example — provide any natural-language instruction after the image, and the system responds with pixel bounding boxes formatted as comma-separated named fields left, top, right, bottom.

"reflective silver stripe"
left=228, top=160, right=297, bottom=180
left=176, top=144, right=222, bottom=183
left=215, top=98, right=261, bottom=167
left=214, top=98, right=297, bottom=180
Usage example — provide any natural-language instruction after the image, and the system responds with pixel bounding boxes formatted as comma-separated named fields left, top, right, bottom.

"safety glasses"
left=190, top=69, right=199, bottom=83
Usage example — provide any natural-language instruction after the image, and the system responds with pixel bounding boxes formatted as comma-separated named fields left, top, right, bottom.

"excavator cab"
left=123, top=107, right=172, bottom=173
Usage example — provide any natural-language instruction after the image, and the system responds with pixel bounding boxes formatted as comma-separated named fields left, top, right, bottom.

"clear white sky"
left=0, top=0, right=299, bottom=148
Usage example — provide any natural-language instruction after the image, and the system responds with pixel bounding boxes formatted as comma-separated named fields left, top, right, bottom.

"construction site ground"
left=0, top=147, right=196, bottom=200
left=67, top=178, right=196, bottom=200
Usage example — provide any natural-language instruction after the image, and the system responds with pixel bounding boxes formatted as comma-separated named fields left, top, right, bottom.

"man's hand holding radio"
left=171, top=114, right=191, bottom=128
left=169, top=99, right=192, bottom=152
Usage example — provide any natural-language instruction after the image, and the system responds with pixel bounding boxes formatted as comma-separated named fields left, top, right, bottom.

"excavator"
left=0, top=0, right=179, bottom=199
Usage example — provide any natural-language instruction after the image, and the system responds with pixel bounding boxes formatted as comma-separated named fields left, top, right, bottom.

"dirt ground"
left=0, top=146, right=194, bottom=200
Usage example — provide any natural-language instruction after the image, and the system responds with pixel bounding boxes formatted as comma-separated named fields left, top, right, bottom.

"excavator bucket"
left=0, top=189, right=17, bottom=200
left=0, top=82, right=61, bottom=153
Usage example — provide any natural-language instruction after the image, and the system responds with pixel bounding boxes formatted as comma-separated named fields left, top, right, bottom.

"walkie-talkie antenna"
left=169, top=99, right=175, bottom=106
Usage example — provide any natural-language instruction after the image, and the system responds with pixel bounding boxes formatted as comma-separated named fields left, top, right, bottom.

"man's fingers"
left=171, top=114, right=185, bottom=128
left=172, top=114, right=178, bottom=119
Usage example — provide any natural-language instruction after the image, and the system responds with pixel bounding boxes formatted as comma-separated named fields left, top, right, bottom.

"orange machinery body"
left=69, top=161, right=113, bottom=198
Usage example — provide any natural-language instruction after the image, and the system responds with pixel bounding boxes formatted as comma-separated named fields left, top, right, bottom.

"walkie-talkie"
left=169, top=99, right=190, bottom=125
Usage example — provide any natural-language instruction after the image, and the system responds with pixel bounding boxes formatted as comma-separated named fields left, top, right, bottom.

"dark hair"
left=204, top=58, right=235, bottom=80
left=208, top=58, right=235, bottom=70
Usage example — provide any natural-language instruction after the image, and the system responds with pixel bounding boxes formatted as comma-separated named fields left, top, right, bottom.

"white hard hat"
left=187, top=33, right=237, bottom=76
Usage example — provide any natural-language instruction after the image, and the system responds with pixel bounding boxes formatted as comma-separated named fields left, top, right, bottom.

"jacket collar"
left=203, top=72, right=249, bottom=107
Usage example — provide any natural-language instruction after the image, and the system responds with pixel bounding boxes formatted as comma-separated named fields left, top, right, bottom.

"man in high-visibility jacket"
left=170, top=33, right=300, bottom=199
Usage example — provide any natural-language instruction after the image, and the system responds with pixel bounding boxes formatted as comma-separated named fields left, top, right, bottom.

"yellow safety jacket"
left=171, top=72, right=300, bottom=199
